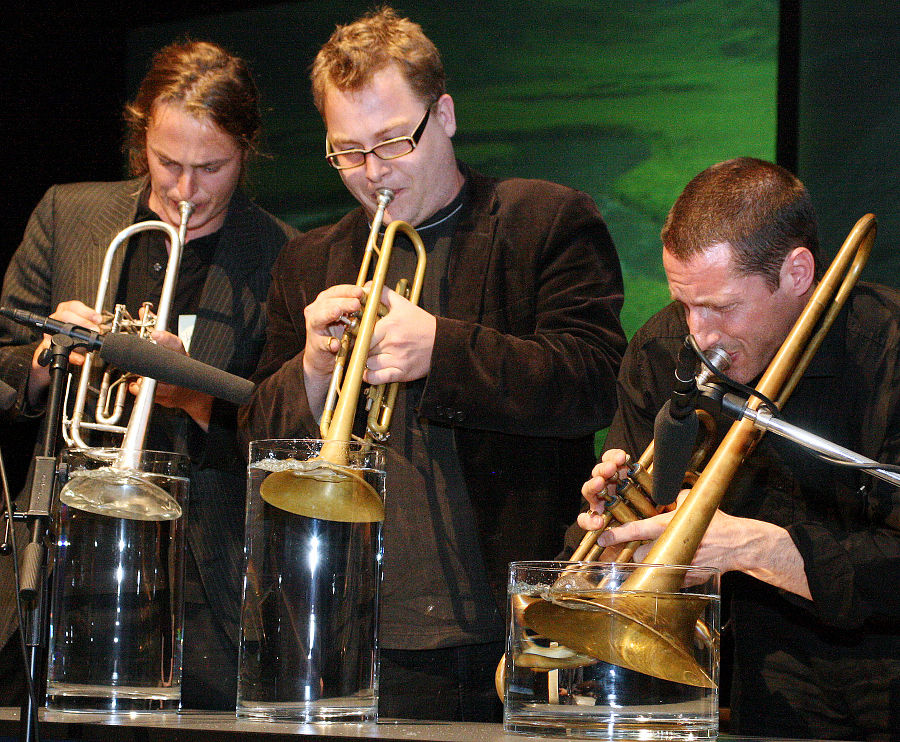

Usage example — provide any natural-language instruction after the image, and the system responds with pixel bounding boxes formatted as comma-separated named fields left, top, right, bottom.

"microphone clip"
left=670, top=336, right=700, bottom=419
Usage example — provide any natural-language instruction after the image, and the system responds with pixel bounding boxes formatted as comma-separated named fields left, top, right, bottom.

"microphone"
left=1, top=307, right=255, bottom=406
left=0, top=307, right=103, bottom=350
left=100, top=334, right=255, bottom=406
left=652, top=338, right=729, bottom=506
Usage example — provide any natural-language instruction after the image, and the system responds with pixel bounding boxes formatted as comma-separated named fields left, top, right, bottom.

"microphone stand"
left=15, top=333, right=78, bottom=742
left=700, top=385, right=900, bottom=489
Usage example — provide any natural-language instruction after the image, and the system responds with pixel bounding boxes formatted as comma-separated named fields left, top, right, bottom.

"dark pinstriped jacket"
left=0, top=177, right=297, bottom=649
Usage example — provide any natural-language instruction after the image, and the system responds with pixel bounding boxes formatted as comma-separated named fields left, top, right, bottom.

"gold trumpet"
left=510, top=213, right=876, bottom=692
left=259, top=188, right=427, bottom=523
left=57, top=200, right=195, bottom=520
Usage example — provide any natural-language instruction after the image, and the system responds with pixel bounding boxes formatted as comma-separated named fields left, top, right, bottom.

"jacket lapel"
left=85, top=178, right=145, bottom=311
left=443, top=170, right=498, bottom=322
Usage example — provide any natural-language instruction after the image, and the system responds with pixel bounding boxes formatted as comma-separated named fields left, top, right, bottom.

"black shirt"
left=379, top=179, right=506, bottom=649
left=115, top=200, right=220, bottom=331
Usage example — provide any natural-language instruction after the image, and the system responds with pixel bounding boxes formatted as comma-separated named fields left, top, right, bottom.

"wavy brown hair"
left=310, top=6, right=445, bottom=113
left=123, top=40, right=261, bottom=176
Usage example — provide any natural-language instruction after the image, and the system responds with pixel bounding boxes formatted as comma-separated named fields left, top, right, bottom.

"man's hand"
left=363, top=284, right=436, bottom=386
left=582, top=488, right=812, bottom=600
left=577, top=449, right=631, bottom=530
left=28, top=300, right=101, bottom=406
left=301, top=284, right=365, bottom=419
left=300, top=283, right=436, bottom=419
left=303, top=284, right=366, bottom=377
left=128, top=329, right=214, bottom=431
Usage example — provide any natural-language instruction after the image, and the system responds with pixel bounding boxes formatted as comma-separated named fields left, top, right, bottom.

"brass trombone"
left=259, top=188, right=427, bottom=523
left=57, top=200, right=195, bottom=520
left=504, top=213, right=876, bottom=693
left=570, top=347, right=728, bottom=565
left=495, top=346, right=728, bottom=696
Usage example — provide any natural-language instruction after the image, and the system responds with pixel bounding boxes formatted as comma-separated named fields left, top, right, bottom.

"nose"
left=685, top=307, right=721, bottom=351
left=176, top=168, right=198, bottom=201
left=363, top=151, right=389, bottom=182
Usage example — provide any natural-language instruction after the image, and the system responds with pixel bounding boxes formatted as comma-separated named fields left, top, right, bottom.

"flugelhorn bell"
left=259, top=188, right=427, bottom=523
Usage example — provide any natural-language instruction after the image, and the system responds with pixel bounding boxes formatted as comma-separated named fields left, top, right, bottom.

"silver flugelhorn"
left=63, top=201, right=194, bottom=449
left=58, top=200, right=194, bottom=520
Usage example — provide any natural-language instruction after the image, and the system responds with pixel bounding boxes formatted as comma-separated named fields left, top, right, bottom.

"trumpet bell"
left=58, top=467, right=182, bottom=521
left=259, top=459, right=385, bottom=523
left=521, top=588, right=717, bottom=688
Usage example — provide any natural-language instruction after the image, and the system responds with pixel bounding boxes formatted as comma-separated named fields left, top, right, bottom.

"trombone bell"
left=521, top=587, right=717, bottom=688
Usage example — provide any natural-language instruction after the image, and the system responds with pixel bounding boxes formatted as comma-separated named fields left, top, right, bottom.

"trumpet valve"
left=626, top=460, right=653, bottom=499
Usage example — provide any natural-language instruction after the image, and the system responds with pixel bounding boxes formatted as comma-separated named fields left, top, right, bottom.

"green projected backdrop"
left=130, top=0, right=778, bottom=337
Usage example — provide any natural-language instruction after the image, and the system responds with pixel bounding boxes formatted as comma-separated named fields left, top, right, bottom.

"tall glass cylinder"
left=503, top=560, right=720, bottom=740
left=237, top=439, right=384, bottom=722
left=46, top=447, right=189, bottom=712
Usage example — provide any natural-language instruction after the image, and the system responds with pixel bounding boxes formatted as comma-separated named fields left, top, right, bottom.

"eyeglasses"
left=325, top=106, right=431, bottom=170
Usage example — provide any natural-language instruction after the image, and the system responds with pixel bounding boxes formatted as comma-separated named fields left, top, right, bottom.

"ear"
left=434, top=93, right=457, bottom=138
left=779, top=246, right=815, bottom=297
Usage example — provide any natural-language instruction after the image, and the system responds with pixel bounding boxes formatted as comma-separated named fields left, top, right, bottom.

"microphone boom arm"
left=708, top=388, right=900, bottom=488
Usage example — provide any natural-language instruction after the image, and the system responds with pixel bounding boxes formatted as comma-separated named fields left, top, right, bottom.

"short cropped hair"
left=310, top=6, right=445, bottom=113
left=661, top=157, right=821, bottom=288
left=124, top=40, right=261, bottom=176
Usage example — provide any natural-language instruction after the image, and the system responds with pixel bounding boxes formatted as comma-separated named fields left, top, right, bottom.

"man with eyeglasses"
left=240, top=7, right=626, bottom=721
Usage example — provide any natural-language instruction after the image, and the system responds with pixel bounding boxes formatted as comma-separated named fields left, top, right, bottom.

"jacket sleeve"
left=0, top=186, right=59, bottom=418
left=418, top=187, right=626, bottom=438
left=238, top=240, right=322, bottom=447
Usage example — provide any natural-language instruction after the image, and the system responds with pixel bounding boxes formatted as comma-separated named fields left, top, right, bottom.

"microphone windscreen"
left=0, top=379, right=16, bottom=411
left=652, top=399, right=699, bottom=506
left=100, top=333, right=255, bottom=406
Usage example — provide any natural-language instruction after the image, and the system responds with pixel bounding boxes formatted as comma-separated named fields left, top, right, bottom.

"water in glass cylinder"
left=46, top=449, right=188, bottom=712
left=504, top=561, right=719, bottom=740
left=237, top=447, right=383, bottom=722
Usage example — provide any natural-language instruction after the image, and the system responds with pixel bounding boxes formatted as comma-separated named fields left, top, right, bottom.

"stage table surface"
left=0, top=708, right=854, bottom=742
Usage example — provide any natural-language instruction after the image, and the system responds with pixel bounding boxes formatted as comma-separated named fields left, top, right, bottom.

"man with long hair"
left=0, top=39, right=297, bottom=710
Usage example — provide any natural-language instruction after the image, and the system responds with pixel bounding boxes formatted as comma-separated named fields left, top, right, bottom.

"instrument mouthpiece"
left=375, top=188, right=395, bottom=206
left=178, top=201, right=196, bottom=220
left=697, top=346, right=730, bottom=385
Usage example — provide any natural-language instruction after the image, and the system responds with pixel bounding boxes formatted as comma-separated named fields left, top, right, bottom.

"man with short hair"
left=576, top=157, right=900, bottom=739
left=240, top=7, right=626, bottom=720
